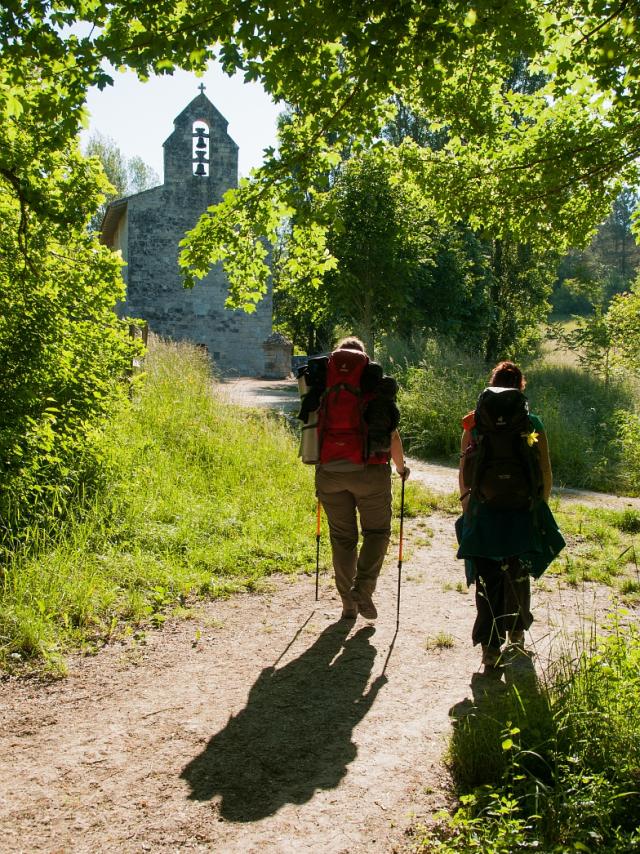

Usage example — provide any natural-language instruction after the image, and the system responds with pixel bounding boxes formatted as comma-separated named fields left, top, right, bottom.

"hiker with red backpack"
left=297, top=337, right=410, bottom=621
left=456, top=361, right=565, bottom=675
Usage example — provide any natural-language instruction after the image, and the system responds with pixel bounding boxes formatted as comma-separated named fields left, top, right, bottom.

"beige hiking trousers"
left=315, top=464, right=392, bottom=598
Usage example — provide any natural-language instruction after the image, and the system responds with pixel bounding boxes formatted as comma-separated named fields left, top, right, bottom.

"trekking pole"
left=396, top=476, right=406, bottom=630
left=315, top=499, right=322, bottom=601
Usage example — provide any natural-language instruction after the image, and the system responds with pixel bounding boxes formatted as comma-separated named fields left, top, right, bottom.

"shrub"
left=396, top=339, right=486, bottom=463
left=0, top=138, right=136, bottom=545
left=525, top=365, right=636, bottom=493
left=615, top=410, right=640, bottom=497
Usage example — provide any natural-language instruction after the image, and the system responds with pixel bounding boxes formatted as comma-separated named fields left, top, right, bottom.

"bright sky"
left=81, top=63, right=282, bottom=181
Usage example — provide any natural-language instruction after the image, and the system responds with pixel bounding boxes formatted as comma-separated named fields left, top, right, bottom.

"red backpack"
left=318, top=348, right=389, bottom=465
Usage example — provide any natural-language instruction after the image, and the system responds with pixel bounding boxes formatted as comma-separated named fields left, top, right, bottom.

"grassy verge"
left=0, top=341, right=322, bottom=672
left=526, top=364, right=638, bottom=495
left=415, top=618, right=640, bottom=853
left=550, top=502, right=640, bottom=599
left=407, top=492, right=640, bottom=853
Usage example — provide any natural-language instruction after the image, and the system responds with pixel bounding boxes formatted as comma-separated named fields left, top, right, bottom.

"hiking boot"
left=353, top=590, right=377, bottom=620
left=340, top=594, right=357, bottom=620
left=508, top=630, right=525, bottom=649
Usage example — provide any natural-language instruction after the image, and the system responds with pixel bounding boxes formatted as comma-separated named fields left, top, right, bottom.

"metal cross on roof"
left=198, top=83, right=206, bottom=95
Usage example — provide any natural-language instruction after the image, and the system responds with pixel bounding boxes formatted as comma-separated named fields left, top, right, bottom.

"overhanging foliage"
left=2, top=1, right=640, bottom=309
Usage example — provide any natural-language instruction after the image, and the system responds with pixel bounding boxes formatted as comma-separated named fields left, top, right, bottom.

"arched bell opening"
left=192, top=121, right=210, bottom=176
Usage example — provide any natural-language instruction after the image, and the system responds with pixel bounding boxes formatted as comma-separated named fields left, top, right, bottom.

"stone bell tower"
left=163, top=83, right=238, bottom=198
left=101, top=86, right=278, bottom=376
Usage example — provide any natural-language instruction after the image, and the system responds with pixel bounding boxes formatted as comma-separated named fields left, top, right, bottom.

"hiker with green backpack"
left=297, top=336, right=410, bottom=621
left=456, top=361, right=565, bottom=675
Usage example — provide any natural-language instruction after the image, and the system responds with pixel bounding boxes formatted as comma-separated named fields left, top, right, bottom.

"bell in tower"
left=194, top=149, right=208, bottom=177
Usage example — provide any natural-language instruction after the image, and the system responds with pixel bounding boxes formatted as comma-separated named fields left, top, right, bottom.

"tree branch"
left=465, top=120, right=640, bottom=181
left=0, top=167, right=35, bottom=272
left=513, top=142, right=640, bottom=205
left=111, top=8, right=233, bottom=56
left=575, top=0, right=629, bottom=45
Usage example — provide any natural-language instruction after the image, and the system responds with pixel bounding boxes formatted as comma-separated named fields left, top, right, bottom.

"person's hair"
left=490, top=360, right=526, bottom=391
left=335, top=336, right=366, bottom=353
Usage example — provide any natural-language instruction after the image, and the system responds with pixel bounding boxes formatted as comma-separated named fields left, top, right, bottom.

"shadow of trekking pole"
left=382, top=476, right=406, bottom=676
left=271, top=612, right=315, bottom=670
left=381, top=626, right=398, bottom=677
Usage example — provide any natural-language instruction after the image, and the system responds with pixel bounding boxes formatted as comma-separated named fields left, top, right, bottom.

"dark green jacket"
left=456, top=500, right=566, bottom=585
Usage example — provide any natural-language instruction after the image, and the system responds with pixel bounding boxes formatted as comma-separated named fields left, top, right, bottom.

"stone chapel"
left=101, top=87, right=290, bottom=377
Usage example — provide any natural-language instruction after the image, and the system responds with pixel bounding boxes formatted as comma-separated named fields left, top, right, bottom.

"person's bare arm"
left=390, top=430, right=410, bottom=480
left=538, top=431, right=552, bottom=501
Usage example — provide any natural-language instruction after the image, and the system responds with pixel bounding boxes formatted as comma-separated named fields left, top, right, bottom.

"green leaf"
left=463, top=9, right=477, bottom=27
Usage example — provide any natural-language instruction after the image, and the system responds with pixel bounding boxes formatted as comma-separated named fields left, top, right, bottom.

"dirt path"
left=1, top=379, right=637, bottom=854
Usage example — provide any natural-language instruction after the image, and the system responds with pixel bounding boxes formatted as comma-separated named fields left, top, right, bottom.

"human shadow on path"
left=180, top=621, right=385, bottom=822
left=448, top=651, right=553, bottom=789
left=450, top=648, right=541, bottom=720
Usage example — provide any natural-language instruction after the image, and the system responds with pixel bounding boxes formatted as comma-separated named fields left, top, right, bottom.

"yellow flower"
left=526, top=430, right=539, bottom=447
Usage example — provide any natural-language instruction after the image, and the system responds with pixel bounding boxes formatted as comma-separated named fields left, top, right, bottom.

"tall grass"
left=395, top=339, right=486, bottom=462
left=416, top=619, right=640, bottom=852
left=0, top=341, right=318, bottom=671
left=392, top=337, right=640, bottom=495
left=526, top=364, right=637, bottom=493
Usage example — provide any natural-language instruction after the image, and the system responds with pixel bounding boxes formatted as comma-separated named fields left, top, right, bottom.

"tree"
left=85, top=133, right=129, bottom=197
left=272, top=220, right=338, bottom=354
left=127, top=156, right=160, bottom=195
left=482, top=238, right=557, bottom=362
left=0, top=120, right=136, bottom=538
left=84, top=133, right=159, bottom=230
left=549, top=272, right=616, bottom=382
left=178, top=0, right=640, bottom=303
left=552, top=188, right=640, bottom=315
left=84, top=132, right=128, bottom=232
left=592, top=187, right=640, bottom=291
left=319, top=149, right=439, bottom=356
left=607, top=277, right=640, bottom=375
left=380, top=94, right=557, bottom=361
left=382, top=96, right=448, bottom=151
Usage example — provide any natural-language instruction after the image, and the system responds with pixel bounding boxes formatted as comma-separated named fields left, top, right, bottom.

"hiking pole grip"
left=397, top=476, right=405, bottom=629
left=315, top=500, right=322, bottom=601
